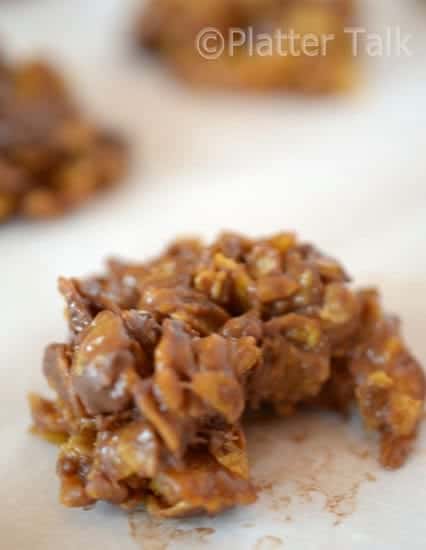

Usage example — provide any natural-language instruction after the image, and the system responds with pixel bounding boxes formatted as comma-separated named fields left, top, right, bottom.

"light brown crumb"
left=254, top=535, right=284, bottom=549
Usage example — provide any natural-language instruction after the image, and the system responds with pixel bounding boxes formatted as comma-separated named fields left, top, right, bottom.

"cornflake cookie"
left=0, top=53, right=128, bottom=222
left=30, top=232, right=425, bottom=517
left=135, top=0, right=357, bottom=93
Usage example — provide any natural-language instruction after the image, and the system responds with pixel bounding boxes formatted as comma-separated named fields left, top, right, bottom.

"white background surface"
left=0, top=1, right=425, bottom=549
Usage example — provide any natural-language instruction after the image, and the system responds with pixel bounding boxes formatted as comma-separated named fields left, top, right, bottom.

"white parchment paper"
left=1, top=1, right=425, bottom=548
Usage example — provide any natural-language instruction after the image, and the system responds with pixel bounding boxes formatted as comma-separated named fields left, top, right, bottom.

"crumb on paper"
left=349, top=446, right=371, bottom=460
left=248, top=413, right=380, bottom=526
left=129, top=513, right=215, bottom=549
left=365, top=473, right=377, bottom=482
left=254, top=535, right=284, bottom=549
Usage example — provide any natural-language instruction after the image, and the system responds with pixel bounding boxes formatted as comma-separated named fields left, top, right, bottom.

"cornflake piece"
left=0, top=52, right=128, bottom=222
left=30, top=232, right=425, bottom=518
left=135, top=0, right=357, bottom=93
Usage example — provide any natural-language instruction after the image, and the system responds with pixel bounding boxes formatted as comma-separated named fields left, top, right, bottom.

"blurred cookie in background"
left=134, top=0, right=358, bottom=94
left=0, top=52, right=129, bottom=223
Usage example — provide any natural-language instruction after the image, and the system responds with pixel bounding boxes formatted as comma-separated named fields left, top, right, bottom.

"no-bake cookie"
left=135, top=0, right=357, bottom=93
left=0, top=53, right=128, bottom=222
left=30, top=232, right=425, bottom=517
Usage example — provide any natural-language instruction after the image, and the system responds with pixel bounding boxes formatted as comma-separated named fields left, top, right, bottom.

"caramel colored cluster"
left=30, top=232, right=425, bottom=517
left=135, top=0, right=357, bottom=93
left=0, top=54, right=128, bottom=222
